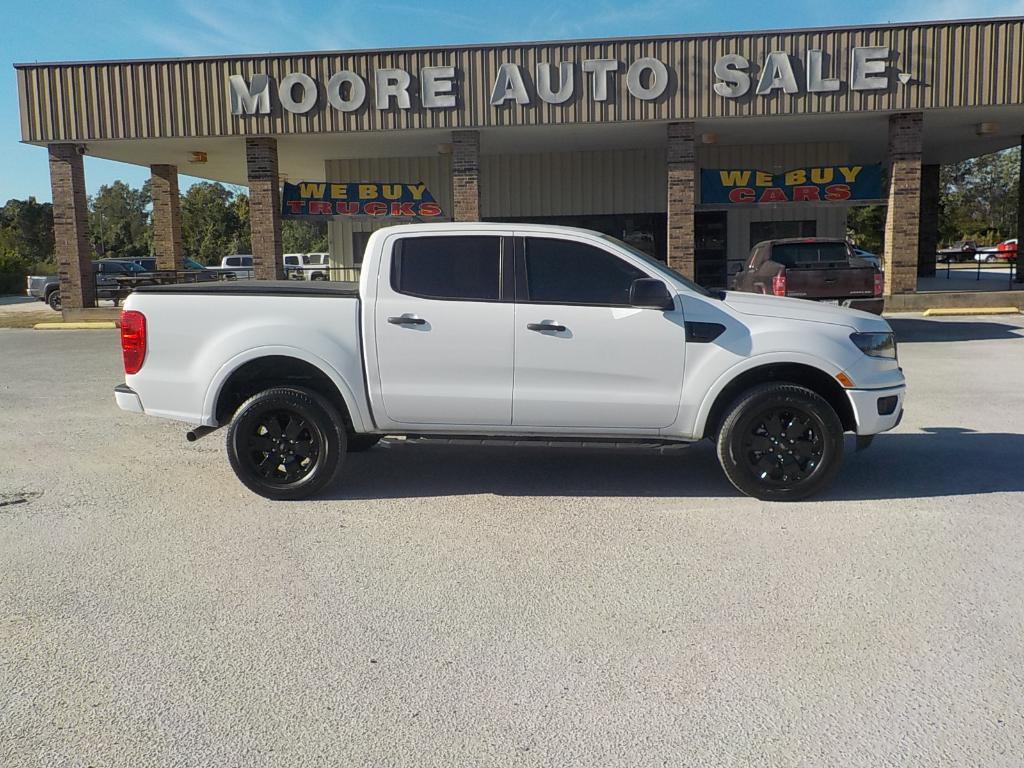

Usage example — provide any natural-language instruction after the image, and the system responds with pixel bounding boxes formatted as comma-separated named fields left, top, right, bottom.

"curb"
left=34, top=321, right=119, bottom=330
left=922, top=307, right=1020, bottom=317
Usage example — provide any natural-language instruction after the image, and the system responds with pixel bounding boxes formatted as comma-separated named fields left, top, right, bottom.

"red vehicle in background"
left=974, top=238, right=1019, bottom=262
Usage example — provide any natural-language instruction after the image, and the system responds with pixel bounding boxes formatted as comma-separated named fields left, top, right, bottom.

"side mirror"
left=629, top=278, right=674, bottom=310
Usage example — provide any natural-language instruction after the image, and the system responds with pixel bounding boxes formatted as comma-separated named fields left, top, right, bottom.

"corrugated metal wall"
left=17, top=18, right=1024, bottom=142
left=324, top=155, right=452, bottom=266
left=480, top=149, right=666, bottom=217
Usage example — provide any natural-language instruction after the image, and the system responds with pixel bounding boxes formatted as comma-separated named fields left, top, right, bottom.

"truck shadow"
left=326, top=427, right=1024, bottom=501
left=888, top=318, right=1023, bottom=343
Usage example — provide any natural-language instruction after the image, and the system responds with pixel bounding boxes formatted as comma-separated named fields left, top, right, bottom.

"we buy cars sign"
left=700, top=164, right=883, bottom=205
left=282, top=181, right=444, bottom=218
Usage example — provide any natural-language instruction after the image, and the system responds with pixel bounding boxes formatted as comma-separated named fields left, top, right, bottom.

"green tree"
left=0, top=197, right=54, bottom=265
left=180, top=182, right=250, bottom=264
left=89, top=181, right=151, bottom=259
left=846, top=204, right=886, bottom=254
left=282, top=219, right=329, bottom=253
left=939, top=147, right=1019, bottom=245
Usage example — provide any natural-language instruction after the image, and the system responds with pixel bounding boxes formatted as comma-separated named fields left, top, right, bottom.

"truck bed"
left=131, top=280, right=359, bottom=297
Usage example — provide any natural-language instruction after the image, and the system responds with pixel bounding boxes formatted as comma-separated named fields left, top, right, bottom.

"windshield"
left=599, top=235, right=714, bottom=297
left=772, top=242, right=850, bottom=267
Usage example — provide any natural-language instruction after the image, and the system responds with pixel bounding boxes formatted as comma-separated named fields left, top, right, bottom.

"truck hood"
left=722, top=291, right=890, bottom=331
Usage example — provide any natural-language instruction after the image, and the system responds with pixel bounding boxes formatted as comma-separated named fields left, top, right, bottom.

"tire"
left=716, top=383, right=844, bottom=502
left=985, top=255, right=997, bottom=263
left=347, top=434, right=382, bottom=452
left=311, top=272, right=327, bottom=281
left=46, top=290, right=62, bottom=312
left=226, top=386, right=347, bottom=500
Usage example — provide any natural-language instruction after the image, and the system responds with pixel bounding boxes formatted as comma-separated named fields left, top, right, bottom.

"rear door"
left=373, top=233, right=514, bottom=426
left=512, top=235, right=686, bottom=430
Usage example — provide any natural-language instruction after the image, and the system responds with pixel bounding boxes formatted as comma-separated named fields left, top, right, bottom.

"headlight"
left=850, top=332, right=897, bottom=359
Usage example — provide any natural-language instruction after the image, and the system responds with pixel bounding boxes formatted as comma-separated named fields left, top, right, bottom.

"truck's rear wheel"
left=46, top=289, right=61, bottom=312
left=716, top=383, right=844, bottom=501
left=226, top=387, right=346, bottom=500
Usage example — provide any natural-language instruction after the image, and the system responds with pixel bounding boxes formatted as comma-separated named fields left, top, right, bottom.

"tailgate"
left=785, top=266, right=876, bottom=300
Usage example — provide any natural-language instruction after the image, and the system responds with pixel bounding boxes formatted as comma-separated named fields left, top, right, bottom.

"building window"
left=750, top=220, right=817, bottom=244
left=392, top=235, right=501, bottom=301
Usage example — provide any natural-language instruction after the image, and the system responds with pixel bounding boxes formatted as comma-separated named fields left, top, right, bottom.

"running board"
left=388, top=435, right=694, bottom=451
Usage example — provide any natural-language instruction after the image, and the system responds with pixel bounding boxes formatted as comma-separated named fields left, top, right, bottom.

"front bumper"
left=114, top=383, right=144, bottom=414
left=846, top=385, right=906, bottom=436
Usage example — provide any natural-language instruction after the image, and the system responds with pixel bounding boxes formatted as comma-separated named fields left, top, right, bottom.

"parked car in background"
left=26, top=259, right=147, bottom=311
left=732, top=238, right=884, bottom=315
left=851, top=247, right=881, bottom=270
left=115, top=223, right=905, bottom=502
left=207, top=255, right=254, bottom=279
left=130, top=257, right=228, bottom=276
left=975, top=238, right=1018, bottom=262
left=937, top=240, right=979, bottom=262
left=283, top=252, right=330, bottom=281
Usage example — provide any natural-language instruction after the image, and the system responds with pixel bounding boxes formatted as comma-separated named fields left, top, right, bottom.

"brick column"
left=667, top=122, right=696, bottom=279
left=245, top=137, right=284, bottom=280
left=150, top=164, right=184, bottom=271
left=48, top=143, right=94, bottom=311
left=917, top=164, right=940, bottom=278
left=882, top=112, right=923, bottom=296
left=1016, top=135, right=1023, bottom=283
left=452, top=130, right=480, bottom=221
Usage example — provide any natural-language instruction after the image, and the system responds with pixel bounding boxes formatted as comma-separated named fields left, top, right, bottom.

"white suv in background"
left=283, top=252, right=330, bottom=280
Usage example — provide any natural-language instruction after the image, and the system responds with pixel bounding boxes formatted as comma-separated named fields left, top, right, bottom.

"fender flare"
left=201, top=345, right=370, bottom=432
left=691, top=351, right=845, bottom=437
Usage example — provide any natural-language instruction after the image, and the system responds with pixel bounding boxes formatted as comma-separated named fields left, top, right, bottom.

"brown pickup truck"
left=732, top=238, right=884, bottom=315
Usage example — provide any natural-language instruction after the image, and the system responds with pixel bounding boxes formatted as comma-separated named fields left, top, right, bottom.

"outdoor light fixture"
left=189, top=151, right=208, bottom=163
left=975, top=122, right=999, bottom=136
left=701, top=132, right=719, bottom=144
left=437, top=143, right=453, bottom=154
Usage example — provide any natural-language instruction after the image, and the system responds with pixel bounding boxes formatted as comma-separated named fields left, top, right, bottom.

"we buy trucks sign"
left=282, top=181, right=444, bottom=218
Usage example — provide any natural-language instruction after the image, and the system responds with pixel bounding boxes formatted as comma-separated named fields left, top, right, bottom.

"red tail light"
left=120, top=310, right=147, bottom=374
left=771, top=274, right=787, bottom=296
left=873, top=272, right=883, bottom=297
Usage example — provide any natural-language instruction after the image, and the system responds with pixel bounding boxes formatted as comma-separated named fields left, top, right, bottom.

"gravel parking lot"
left=2, top=315, right=1024, bottom=767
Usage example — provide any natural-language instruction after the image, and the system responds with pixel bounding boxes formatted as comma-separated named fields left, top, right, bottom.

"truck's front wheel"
left=716, top=383, right=844, bottom=501
left=226, top=387, right=346, bottom=500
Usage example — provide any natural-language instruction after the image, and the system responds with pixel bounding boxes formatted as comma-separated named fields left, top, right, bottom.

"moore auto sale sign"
left=229, top=46, right=911, bottom=116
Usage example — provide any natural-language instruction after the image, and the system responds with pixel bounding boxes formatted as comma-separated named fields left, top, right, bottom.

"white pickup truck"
left=114, top=223, right=905, bottom=501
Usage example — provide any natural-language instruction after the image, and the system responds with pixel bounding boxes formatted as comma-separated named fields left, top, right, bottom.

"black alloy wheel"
left=226, top=387, right=347, bottom=500
left=46, top=290, right=61, bottom=312
left=717, top=383, right=844, bottom=501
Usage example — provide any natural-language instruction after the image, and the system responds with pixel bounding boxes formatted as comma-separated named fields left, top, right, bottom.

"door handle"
left=527, top=322, right=566, bottom=332
left=388, top=316, right=426, bottom=325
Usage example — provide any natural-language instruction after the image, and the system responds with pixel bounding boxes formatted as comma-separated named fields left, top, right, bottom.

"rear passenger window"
left=524, top=238, right=644, bottom=306
left=392, top=236, right=501, bottom=301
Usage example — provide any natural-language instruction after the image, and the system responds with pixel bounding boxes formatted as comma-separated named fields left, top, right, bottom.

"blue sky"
left=2, top=0, right=1021, bottom=203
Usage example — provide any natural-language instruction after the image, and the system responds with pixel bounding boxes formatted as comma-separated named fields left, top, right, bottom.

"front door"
left=373, top=233, right=514, bottom=426
left=512, top=235, right=686, bottom=429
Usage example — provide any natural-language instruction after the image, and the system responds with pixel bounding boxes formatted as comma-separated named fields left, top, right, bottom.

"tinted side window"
left=392, top=236, right=500, bottom=301
left=524, top=238, right=644, bottom=306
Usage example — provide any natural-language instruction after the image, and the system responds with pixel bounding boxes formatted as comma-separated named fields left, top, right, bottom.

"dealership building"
left=14, top=16, right=1024, bottom=312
